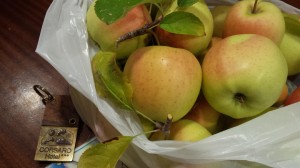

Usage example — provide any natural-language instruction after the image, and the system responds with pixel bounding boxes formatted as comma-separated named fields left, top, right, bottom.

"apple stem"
left=161, top=114, right=173, bottom=140
left=252, top=0, right=259, bottom=14
left=115, top=16, right=163, bottom=48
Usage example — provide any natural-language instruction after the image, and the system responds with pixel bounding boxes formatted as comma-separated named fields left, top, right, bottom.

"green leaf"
left=78, top=136, right=134, bottom=168
left=159, top=11, right=205, bottom=36
left=94, top=0, right=162, bottom=24
left=92, top=51, right=133, bottom=110
left=177, top=0, right=198, bottom=7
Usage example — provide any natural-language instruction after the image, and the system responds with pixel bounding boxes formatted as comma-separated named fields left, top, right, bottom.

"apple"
left=279, top=13, right=300, bottom=76
left=229, top=106, right=277, bottom=128
left=123, top=46, right=202, bottom=122
left=138, top=114, right=155, bottom=138
left=184, top=95, right=221, bottom=134
left=210, top=5, right=231, bottom=37
left=86, top=3, right=152, bottom=60
left=273, top=83, right=289, bottom=107
left=200, top=37, right=223, bottom=63
left=223, top=0, right=285, bottom=45
left=150, top=119, right=211, bottom=142
left=155, top=0, right=213, bottom=57
left=210, top=37, right=222, bottom=46
left=280, top=33, right=300, bottom=76
left=202, top=34, right=288, bottom=119
left=284, top=86, right=300, bottom=106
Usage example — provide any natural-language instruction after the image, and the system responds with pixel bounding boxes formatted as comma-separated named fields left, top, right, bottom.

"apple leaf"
left=177, top=0, right=198, bottom=7
left=91, top=51, right=133, bottom=110
left=78, top=136, right=134, bottom=168
left=94, top=0, right=162, bottom=24
left=159, top=11, right=205, bottom=36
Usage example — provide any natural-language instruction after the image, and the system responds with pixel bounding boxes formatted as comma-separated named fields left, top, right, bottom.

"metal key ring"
left=33, top=85, right=55, bottom=104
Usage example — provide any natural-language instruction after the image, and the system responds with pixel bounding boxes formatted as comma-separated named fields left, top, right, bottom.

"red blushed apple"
left=202, top=34, right=288, bottom=119
left=86, top=3, right=152, bottom=60
left=155, top=0, right=213, bottom=57
left=184, top=96, right=221, bottom=134
left=273, top=83, right=289, bottom=107
left=123, top=46, right=202, bottom=122
left=284, top=86, right=300, bottom=106
left=223, top=0, right=285, bottom=45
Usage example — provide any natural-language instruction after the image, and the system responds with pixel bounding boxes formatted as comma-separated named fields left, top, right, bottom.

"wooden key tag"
left=33, top=85, right=79, bottom=162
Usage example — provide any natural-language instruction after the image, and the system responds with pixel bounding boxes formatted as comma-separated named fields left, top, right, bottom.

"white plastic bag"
left=36, top=0, right=300, bottom=167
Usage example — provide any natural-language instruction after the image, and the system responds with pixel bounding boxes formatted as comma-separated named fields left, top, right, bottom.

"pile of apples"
left=87, top=0, right=300, bottom=142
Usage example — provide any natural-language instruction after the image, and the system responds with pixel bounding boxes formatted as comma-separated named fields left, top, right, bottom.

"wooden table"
left=0, top=0, right=299, bottom=167
left=0, top=0, right=95, bottom=167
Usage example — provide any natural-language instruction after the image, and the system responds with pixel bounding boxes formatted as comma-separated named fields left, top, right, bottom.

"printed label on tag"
left=33, top=86, right=80, bottom=162
left=34, top=126, right=77, bottom=161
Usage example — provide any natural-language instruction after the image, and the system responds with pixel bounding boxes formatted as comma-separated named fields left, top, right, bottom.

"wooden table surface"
left=0, top=0, right=95, bottom=167
left=0, top=0, right=299, bottom=167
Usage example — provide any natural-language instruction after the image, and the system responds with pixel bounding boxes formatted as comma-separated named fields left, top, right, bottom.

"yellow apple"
left=280, top=33, right=300, bottom=76
left=210, top=5, right=231, bottom=37
left=123, top=46, right=202, bottom=122
left=150, top=119, right=211, bottom=142
left=280, top=13, right=300, bottom=76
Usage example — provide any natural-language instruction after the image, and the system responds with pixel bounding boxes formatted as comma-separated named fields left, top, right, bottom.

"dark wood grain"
left=282, top=0, right=300, bottom=9
left=0, top=0, right=299, bottom=167
left=0, top=0, right=94, bottom=167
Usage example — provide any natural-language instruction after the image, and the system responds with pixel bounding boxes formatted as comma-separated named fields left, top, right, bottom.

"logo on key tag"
left=35, top=126, right=77, bottom=161
left=33, top=85, right=79, bottom=162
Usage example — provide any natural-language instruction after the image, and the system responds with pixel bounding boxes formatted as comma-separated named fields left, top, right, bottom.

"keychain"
left=33, top=85, right=79, bottom=162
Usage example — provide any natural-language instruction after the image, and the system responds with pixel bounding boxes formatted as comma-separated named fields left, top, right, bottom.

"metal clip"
left=33, top=85, right=55, bottom=104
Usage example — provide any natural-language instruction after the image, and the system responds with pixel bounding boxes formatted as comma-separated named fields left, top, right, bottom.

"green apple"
left=223, top=0, right=285, bottom=45
left=202, top=34, right=288, bottom=119
left=150, top=119, right=211, bottom=142
left=280, top=33, right=300, bottom=76
left=155, top=0, right=213, bottom=56
left=123, top=46, right=202, bottom=122
left=86, top=3, right=152, bottom=60
left=280, top=13, right=300, bottom=76
left=210, top=5, right=231, bottom=38
left=229, top=106, right=277, bottom=128
left=184, top=96, right=221, bottom=134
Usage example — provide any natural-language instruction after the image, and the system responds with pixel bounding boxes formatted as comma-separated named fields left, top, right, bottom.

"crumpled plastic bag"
left=36, top=0, right=300, bottom=167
